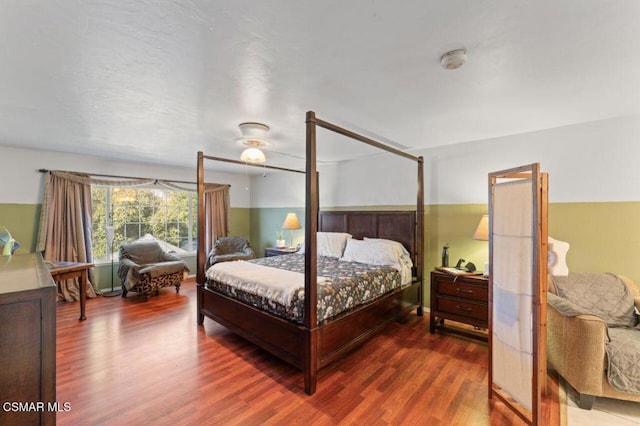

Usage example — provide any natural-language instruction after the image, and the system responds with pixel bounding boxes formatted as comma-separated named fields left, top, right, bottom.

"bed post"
left=196, top=151, right=205, bottom=325
left=304, top=111, right=319, bottom=394
left=416, top=156, right=424, bottom=316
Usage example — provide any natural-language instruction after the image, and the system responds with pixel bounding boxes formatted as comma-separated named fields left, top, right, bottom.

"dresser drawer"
left=436, top=281, right=487, bottom=302
left=436, top=296, right=488, bottom=322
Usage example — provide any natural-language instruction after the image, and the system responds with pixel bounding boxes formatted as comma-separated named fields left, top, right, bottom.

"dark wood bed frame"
left=196, top=111, right=424, bottom=394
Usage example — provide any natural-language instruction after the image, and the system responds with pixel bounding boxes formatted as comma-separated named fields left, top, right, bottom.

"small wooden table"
left=48, top=261, right=94, bottom=321
left=430, top=270, right=489, bottom=342
left=264, top=247, right=298, bottom=257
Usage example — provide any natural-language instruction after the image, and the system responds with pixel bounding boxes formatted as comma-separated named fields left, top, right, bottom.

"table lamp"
left=282, top=213, right=302, bottom=249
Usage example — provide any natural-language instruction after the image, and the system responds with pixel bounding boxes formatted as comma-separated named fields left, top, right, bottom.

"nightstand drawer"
left=436, top=281, right=487, bottom=302
left=436, top=297, right=488, bottom=322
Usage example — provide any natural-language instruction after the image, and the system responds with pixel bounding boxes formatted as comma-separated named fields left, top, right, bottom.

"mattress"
left=205, top=253, right=407, bottom=324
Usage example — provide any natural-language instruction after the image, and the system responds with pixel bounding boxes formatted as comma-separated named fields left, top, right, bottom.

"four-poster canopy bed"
left=196, top=111, right=424, bottom=394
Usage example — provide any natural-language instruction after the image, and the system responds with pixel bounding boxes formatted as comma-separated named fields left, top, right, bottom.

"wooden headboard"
left=319, top=211, right=417, bottom=261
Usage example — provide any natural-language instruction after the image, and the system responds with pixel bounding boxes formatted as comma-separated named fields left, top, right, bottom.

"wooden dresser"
left=0, top=254, right=56, bottom=425
left=430, top=270, right=488, bottom=342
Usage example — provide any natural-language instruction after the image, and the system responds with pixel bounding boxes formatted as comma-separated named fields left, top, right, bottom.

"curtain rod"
left=37, top=168, right=199, bottom=186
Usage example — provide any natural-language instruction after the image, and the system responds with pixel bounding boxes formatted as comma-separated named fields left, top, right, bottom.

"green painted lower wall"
left=4, top=202, right=640, bottom=297
left=249, top=207, right=305, bottom=257
left=426, top=202, right=640, bottom=304
left=251, top=202, right=640, bottom=307
left=229, top=207, right=251, bottom=240
left=0, top=203, right=41, bottom=253
left=548, top=202, right=640, bottom=282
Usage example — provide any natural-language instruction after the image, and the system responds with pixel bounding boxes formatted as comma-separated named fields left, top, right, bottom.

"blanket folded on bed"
left=206, top=260, right=327, bottom=306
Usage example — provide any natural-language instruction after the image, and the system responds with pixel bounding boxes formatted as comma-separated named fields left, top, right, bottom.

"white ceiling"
left=0, top=1, right=638, bottom=174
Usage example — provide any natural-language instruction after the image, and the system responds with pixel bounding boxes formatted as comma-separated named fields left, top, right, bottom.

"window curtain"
left=204, top=184, right=230, bottom=256
left=37, top=171, right=154, bottom=301
left=37, top=172, right=100, bottom=301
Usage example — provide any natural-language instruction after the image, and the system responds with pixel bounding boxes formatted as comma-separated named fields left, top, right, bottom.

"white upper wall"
left=427, top=114, right=640, bottom=204
left=0, top=145, right=251, bottom=207
left=3, top=115, right=638, bottom=208
left=250, top=115, right=640, bottom=207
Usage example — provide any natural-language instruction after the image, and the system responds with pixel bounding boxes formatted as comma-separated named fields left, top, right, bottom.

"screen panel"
left=492, top=179, right=535, bottom=411
left=488, top=163, right=547, bottom=425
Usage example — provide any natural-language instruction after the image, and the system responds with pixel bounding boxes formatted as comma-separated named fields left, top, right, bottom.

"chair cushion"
left=138, top=261, right=188, bottom=278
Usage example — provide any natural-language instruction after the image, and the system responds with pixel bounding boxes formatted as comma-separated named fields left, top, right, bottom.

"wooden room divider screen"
left=488, top=163, right=548, bottom=425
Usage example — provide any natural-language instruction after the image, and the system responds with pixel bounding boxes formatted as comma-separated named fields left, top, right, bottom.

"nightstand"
left=430, top=270, right=488, bottom=342
left=264, top=247, right=298, bottom=257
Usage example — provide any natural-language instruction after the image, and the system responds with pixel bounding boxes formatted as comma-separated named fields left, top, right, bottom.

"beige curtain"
left=37, top=172, right=99, bottom=301
left=204, top=184, right=230, bottom=255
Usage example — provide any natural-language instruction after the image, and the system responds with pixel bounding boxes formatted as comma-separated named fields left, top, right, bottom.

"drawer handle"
left=456, top=287, right=473, bottom=294
left=456, top=305, right=473, bottom=312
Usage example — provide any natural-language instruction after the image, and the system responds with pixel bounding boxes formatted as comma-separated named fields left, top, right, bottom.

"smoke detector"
left=440, top=49, right=467, bottom=70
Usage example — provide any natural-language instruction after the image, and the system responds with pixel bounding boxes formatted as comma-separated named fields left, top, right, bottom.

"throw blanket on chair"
left=549, top=272, right=640, bottom=393
left=551, top=272, right=636, bottom=327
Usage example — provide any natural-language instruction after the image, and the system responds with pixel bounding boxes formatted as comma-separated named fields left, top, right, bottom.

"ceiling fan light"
left=237, top=121, right=269, bottom=162
left=240, top=147, right=266, bottom=163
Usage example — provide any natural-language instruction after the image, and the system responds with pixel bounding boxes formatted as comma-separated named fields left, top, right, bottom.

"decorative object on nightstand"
left=275, top=226, right=286, bottom=248
left=281, top=213, right=302, bottom=249
left=441, top=243, right=449, bottom=267
left=430, top=269, right=488, bottom=342
left=472, top=214, right=489, bottom=276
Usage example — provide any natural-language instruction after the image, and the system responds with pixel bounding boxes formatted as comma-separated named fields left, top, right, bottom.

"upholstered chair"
left=118, top=240, right=190, bottom=300
left=547, top=273, right=640, bottom=409
left=207, top=236, right=255, bottom=267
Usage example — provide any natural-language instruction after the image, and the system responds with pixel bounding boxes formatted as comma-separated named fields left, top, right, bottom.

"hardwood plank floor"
left=55, top=281, right=560, bottom=425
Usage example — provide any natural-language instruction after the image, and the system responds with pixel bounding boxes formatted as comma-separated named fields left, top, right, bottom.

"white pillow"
left=363, top=237, right=411, bottom=256
left=340, top=239, right=402, bottom=267
left=548, top=236, right=570, bottom=276
left=298, top=232, right=352, bottom=258
left=341, top=239, right=414, bottom=285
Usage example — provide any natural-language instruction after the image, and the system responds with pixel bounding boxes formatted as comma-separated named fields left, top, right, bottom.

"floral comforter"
left=205, top=253, right=403, bottom=324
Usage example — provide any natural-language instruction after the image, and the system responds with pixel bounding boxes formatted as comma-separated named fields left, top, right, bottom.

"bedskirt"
left=205, top=253, right=404, bottom=324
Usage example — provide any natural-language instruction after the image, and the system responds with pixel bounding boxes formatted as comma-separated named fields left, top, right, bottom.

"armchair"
left=547, top=272, right=640, bottom=409
left=118, top=240, right=190, bottom=300
left=208, top=236, right=255, bottom=267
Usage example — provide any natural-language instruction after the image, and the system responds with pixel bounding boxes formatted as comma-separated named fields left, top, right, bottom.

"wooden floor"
left=55, top=281, right=560, bottom=425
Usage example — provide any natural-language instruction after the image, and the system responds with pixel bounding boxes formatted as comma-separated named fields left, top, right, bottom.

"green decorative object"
left=0, top=227, right=20, bottom=256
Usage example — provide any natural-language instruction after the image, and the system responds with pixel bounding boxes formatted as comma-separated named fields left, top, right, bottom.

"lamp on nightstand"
left=282, top=213, right=302, bottom=249
left=473, top=215, right=489, bottom=276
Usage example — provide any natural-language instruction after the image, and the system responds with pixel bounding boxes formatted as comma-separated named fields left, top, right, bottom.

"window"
left=91, top=186, right=197, bottom=262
